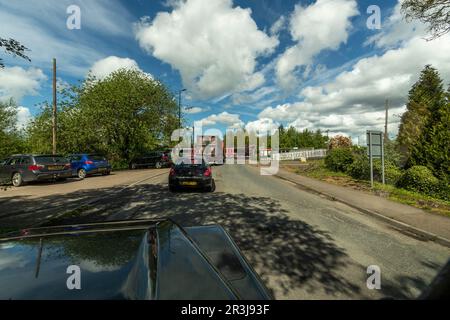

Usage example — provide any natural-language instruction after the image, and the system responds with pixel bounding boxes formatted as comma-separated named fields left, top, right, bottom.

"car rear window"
left=34, top=156, right=68, bottom=163
left=89, top=155, right=106, bottom=161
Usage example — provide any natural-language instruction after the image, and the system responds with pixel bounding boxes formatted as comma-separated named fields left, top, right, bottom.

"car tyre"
left=12, top=172, right=24, bottom=187
left=77, top=169, right=87, bottom=180
left=155, top=162, right=162, bottom=169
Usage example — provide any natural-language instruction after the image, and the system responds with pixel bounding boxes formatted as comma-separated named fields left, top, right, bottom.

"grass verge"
left=283, top=159, right=450, bottom=217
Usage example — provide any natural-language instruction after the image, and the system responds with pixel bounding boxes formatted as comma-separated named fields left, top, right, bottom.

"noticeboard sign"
left=367, top=131, right=383, bottom=158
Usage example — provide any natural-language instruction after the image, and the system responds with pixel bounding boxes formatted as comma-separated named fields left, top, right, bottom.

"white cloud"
left=245, top=118, right=279, bottom=135
left=196, top=111, right=243, bottom=128
left=89, top=56, right=150, bottom=80
left=276, top=0, right=359, bottom=90
left=0, top=0, right=134, bottom=76
left=270, top=15, right=286, bottom=36
left=365, top=1, right=427, bottom=49
left=0, top=66, right=47, bottom=102
left=184, top=106, right=206, bottom=114
left=16, top=106, right=33, bottom=129
left=0, top=0, right=134, bottom=38
left=231, top=86, right=277, bottom=105
left=135, top=0, right=279, bottom=99
left=300, top=35, right=450, bottom=113
left=259, top=1, right=450, bottom=140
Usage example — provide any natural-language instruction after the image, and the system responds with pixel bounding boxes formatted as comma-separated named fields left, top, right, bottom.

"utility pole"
left=384, top=99, right=389, bottom=143
left=52, top=58, right=57, bottom=155
left=178, top=89, right=186, bottom=129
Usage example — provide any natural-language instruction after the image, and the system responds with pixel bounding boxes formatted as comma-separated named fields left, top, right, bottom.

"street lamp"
left=184, top=106, right=195, bottom=146
left=178, top=88, right=187, bottom=128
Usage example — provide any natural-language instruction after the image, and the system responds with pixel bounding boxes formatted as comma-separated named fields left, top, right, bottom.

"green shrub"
left=396, top=166, right=439, bottom=194
left=346, top=155, right=370, bottom=180
left=324, top=148, right=354, bottom=172
left=383, top=163, right=403, bottom=185
left=435, top=180, right=450, bottom=201
left=347, top=155, right=402, bottom=185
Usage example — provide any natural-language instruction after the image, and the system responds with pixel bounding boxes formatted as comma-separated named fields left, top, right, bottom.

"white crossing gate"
left=272, top=149, right=327, bottom=161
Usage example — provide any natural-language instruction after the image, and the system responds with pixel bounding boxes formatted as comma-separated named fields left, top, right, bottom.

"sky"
left=1, top=0, right=449, bottom=144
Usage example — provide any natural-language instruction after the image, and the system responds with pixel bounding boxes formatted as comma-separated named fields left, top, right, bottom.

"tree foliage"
left=0, top=99, right=27, bottom=159
left=278, top=125, right=328, bottom=150
left=26, top=69, right=179, bottom=168
left=398, top=65, right=449, bottom=181
left=401, top=0, right=450, bottom=40
left=328, top=135, right=352, bottom=150
left=0, top=37, right=31, bottom=68
left=324, top=148, right=354, bottom=172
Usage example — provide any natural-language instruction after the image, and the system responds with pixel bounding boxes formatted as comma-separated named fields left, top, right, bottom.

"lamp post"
left=178, top=89, right=186, bottom=128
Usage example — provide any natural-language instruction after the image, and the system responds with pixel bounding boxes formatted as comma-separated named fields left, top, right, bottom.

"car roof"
left=10, top=154, right=65, bottom=157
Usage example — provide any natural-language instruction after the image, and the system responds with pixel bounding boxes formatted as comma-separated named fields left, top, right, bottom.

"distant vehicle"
left=0, top=154, right=72, bottom=187
left=131, top=151, right=171, bottom=169
left=169, top=161, right=214, bottom=192
left=0, top=219, right=272, bottom=300
left=68, top=154, right=111, bottom=180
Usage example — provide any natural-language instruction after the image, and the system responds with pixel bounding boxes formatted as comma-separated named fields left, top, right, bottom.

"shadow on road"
left=0, top=181, right=440, bottom=299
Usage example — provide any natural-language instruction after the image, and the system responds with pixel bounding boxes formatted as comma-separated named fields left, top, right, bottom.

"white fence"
left=272, top=149, right=328, bottom=161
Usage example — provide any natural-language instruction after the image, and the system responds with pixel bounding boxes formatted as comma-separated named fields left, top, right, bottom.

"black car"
left=0, top=219, right=272, bottom=300
left=0, top=154, right=72, bottom=187
left=131, top=151, right=171, bottom=169
left=169, top=161, right=214, bottom=192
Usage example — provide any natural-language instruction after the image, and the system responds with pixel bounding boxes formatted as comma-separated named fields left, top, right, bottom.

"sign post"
left=366, top=130, right=385, bottom=188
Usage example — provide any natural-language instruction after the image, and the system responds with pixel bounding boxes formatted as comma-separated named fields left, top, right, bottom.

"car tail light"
left=85, top=160, right=94, bottom=165
left=204, top=167, right=212, bottom=177
left=28, top=165, right=44, bottom=171
left=169, top=167, right=176, bottom=176
left=64, top=163, right=71, bottom=169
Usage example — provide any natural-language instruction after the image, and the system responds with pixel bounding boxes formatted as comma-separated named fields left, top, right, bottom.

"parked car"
left=0, top=219, right=272, bottom=300
left=0, top=154, right=72, bottom=187
left=68, top=154, right=111, bottom=179
left=131, top=151, right=171, bottom=169
left=169, top=161, right=214, bottom=192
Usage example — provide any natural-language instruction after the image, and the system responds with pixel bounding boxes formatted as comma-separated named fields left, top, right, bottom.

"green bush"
left=396, top=166, right=439, bottom=195
left=346, top=155, right=370, bottom=180
left=383, top=163, right=403, bottom=185
left=435, top=180, right=450, bottom=201
left=324, top=148, right=354, bottom=172
left=347, top=155, right=402, bottom=185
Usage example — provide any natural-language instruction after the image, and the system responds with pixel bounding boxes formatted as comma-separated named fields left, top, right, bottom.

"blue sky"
left=1, top=0, right=449, bottom=143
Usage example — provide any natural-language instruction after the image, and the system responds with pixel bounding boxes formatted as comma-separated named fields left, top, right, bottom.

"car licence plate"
left=47, top=165, right=63, bottom=171
left=180, top=181, right=197, bottom=186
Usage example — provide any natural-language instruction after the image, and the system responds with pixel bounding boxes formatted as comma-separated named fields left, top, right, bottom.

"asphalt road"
left=1, top=165, right=449, bottom=299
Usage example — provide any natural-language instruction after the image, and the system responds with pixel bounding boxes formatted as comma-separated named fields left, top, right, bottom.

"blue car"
left=68, top=154, right=112, bottom=179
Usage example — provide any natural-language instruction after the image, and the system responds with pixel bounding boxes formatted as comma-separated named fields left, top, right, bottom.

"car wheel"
left=205, top=180, right=215, bottom=192
left=12, top=172, right=24, bottom=187
left=155, top=162, right=162, bottom=169
left=77, top=169, right=87, bottom=180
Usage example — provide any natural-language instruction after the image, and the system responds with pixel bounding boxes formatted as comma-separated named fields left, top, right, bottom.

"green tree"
left=397, top=65, right=446, bottom=168
left=413, top=86, right=450, bottom=181
left=0, top=99, right=27, bottom=158
left=25, top=103, right=53, bottom=154
left=401, top=0, right=450, bottom=40
left=0, top=37, right=31, bottom=68
left=28, top=69, right=179, bottom=168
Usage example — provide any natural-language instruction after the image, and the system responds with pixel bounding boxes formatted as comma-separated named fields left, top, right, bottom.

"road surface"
left=1, top=165, right=449, bottom=299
